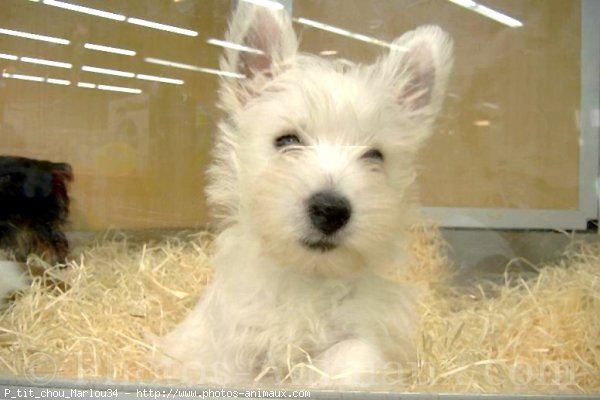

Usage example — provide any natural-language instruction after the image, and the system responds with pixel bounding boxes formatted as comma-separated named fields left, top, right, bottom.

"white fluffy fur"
left=156, top=3, right=453, bottom=387
left=0, top=261, right=29, bottom=301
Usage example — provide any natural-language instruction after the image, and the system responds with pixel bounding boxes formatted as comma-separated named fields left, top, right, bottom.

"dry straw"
left=0, top=225, right=598, bottom=393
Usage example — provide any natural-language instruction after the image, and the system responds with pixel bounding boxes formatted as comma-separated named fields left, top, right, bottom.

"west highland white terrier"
left=156, top=2, right=453, bottom=387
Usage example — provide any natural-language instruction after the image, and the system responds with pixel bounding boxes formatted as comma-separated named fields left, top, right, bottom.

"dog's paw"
left=294, top=339, right=386, bottom=388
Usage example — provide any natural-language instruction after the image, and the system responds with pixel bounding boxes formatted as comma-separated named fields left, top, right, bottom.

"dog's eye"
left=361, top=148, right=384, bottom=162
left=274, top=133, right=302, bottom=149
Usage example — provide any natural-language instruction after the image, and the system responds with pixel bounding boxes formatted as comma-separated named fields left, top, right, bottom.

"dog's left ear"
left=219, top=3, right=298, bottom=111
left=380, top=25, right=453, bottom=124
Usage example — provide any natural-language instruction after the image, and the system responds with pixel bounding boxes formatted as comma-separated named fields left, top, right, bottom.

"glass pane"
left=294, top=0, right=581, bottom=210
left=0, top=0, right=597, bottom=397
left=1, top=0, right=231, bottom=229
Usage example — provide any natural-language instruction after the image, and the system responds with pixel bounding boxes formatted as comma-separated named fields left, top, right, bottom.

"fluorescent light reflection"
left=126, top=17, right=198, bottom=37
left=2, top=72, right=44, bottom=82
left=46, top=77, right=70, bottom=85
left=136, top=74, right=183, bottom=85
left=207, top=38, right=263, bottom=54
left=0, top=53, right=72, bottom=68
left=82, top=65, right=183, bottom=85
left=33, top=1, right=196, bottom=37
left=2, top=72, right=70, bottom=86
left=42, top=0, right=126, bottom=21
left=20, top=56, right=72, bottom=69
left=78, top=81, right=141, bottom=94
left=84, top=43, right=136, bottom=56
left=0, top=27, right=70, bottom=45
left=295, top=18, right=350, bottom=36
left=3, top=71, right=141, bottom=94
left=97, top=84, right=142, bottom=94
left=144, top=57, right=245, bottom=79
left=293, top=18, right=392, bottom=48
left=77, top=82, right=96, bottom=88
left=240, top=0, right=284, bottom=11
left=447, top=0, right=523, bottom=28
left=82, top=65, right=135, bottom=78
left=0, top=53, right=18, bottom=60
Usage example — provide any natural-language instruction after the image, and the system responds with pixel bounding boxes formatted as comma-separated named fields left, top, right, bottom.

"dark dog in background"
left=0, top=156, right=73, bottom=265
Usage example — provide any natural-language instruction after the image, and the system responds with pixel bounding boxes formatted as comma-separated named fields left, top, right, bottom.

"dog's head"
left=208, top=3, right=453, bottom=274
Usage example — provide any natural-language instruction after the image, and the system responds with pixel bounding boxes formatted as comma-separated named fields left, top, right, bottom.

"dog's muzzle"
left=303, top=191, right=351, bottom=252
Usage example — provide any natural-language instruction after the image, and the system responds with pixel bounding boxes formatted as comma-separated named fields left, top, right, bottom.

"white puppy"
left=156, top=3, right=453, bottom=387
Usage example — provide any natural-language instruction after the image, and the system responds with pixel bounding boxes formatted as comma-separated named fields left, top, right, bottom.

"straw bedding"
left=0, top=225, right=598, bottom=394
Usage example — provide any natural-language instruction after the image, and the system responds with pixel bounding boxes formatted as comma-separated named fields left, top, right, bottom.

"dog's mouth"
left=301, top=239, right=338, bottom=252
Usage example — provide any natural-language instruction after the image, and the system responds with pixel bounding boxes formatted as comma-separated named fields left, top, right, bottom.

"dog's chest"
left=210, top=230, right=415, bottom=366
left=255, top=270, right=393, bottom=338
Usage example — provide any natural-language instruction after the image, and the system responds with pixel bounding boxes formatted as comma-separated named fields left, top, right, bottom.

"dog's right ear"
left=377, top=25, right=453, bottom=134
left=219, top=2, right=298, bottom=111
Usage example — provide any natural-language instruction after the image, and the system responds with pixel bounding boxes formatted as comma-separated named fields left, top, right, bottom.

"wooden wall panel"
left=0, top=0, right=581, bottom=231
left=295, top=0, right=581, bottom=210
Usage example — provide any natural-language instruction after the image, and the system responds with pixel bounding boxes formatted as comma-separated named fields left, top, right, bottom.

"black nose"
left=307, top=191, right=352, bottom=235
